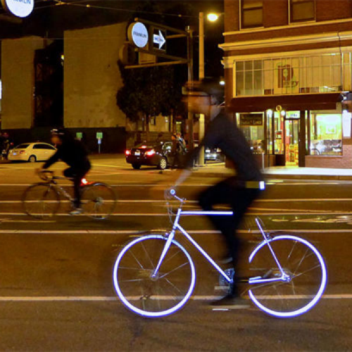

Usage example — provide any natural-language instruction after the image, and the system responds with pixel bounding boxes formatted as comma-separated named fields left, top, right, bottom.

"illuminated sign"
left=128, top=22, right=149, bottom=49
left=1, top=0, right=34, bottom=18
left=240, top=114, right=263, bottom=126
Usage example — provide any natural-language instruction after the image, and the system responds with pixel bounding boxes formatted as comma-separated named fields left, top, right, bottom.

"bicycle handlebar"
left=165, top=188, right=185, bottom=203
left=38, top=170, right=54, bottom=181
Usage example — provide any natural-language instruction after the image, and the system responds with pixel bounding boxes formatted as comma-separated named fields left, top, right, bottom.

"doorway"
left=285, top=119, right=299, bottom=166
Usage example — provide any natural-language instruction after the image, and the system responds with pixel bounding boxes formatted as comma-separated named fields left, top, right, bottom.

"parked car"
left=204, top=147, right=224, bottom=163
left=126, top=141, right=181, bottom=170
left=8, top=142, right=56, bottom=162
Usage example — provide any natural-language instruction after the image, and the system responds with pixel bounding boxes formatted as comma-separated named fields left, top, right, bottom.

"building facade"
left=0, top=22, right=174, bottom=153
left=221, top=0, right=352, bottom=168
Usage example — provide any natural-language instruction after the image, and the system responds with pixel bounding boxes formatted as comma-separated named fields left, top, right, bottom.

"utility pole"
left=198, top=12, right=205, bottom=166
left=186, top=26, right=194, bottom=152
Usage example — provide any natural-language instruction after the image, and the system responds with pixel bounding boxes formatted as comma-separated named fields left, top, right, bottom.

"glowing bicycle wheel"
left=113, top=235, right=196, bottom=318
left=248, top=235, right=327, bottom=318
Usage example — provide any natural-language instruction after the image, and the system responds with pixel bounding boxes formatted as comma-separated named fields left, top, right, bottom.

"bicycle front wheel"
left=81, top=182, right=116, bottom=220
left=22, top=183, right=60, bottom=219
left=248, top=235, right=327, bottom=318
left=113, top=235, right=196, bottom=318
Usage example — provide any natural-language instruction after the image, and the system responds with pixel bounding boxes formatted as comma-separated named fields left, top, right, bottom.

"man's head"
left=50, top=128, right=65, bottom=145
left=183, top=78, right=224, bottom=119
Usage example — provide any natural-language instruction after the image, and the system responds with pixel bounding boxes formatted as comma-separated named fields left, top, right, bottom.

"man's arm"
left=42, top=149, right=61, bottom=169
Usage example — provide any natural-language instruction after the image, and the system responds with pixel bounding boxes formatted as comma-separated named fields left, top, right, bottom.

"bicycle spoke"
left=159, top=262, right=189, bottom=279
left=141, top=242, right=155, bottom=269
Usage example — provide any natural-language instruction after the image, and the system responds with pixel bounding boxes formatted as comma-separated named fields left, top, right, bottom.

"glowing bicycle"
left=113, top=189, right=327, bottom=318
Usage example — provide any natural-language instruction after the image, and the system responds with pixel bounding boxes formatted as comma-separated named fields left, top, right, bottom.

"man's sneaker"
left=210, top=295, right=250, bottom=309
left=70, top=208, right=83, bottom=216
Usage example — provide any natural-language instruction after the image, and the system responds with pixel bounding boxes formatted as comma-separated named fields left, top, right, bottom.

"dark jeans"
left=198, top=177, right=261, bottom=291
left=64, top=165, right=91, bottom=208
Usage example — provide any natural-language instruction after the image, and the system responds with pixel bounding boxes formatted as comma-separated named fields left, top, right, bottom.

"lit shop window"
left=235, top=54, right=341, bottom=97
left=236, top=113, right=265, bottom=154
left=310, top=113, right=342, bottom=156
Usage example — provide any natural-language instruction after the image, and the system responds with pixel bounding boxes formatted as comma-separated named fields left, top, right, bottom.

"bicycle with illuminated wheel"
left=23, top=170, right=117, bottom=220
left=113, top=188, right=327, bottom=318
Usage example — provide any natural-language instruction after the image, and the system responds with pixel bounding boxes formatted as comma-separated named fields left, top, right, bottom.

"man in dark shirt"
left=39, top=128, right=91, bottom=215
left=174, top=79, right=264, bottom=307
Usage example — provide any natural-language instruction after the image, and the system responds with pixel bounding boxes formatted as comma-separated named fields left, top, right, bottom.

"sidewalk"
left=193, top=163, right=352, bottom=180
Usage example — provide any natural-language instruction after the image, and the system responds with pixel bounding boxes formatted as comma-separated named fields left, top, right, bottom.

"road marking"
left=0, top=294, right=350, bottom=302
left=0, top=229, right=350, bottom=235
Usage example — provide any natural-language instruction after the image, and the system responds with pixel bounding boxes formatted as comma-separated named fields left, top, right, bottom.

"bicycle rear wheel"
left=248, top=235, right=327, bottom=318
left=22, top=183, right=60, bottom=219
left=113, top=235, right=196, bottom=318
left=81, top=182, right=116, bottom=220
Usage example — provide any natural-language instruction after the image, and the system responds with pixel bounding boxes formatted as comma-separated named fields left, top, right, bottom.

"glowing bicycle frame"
left=113, top=189, right=327, bottom=318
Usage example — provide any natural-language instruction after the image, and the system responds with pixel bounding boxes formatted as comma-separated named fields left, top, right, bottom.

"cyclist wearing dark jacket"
left=173, top=78, right=264, bottom=307
left=40, top=129, right=91, bottom=214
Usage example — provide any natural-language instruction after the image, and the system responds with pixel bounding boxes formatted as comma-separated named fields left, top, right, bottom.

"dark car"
left=204, top=147, right=224, bottom=163
left=125, top=141, right=179, bottom=170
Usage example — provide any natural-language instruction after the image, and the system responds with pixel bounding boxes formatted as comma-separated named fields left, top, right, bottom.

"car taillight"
left=146, top=149, right=155, bottom=157
left=19, top=150, right=25, bottom=154
left=125, top=150, right=131, bottom=156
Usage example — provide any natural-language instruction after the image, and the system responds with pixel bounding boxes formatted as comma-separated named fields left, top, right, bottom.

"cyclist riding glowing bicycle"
left=172, top=78, right=265, bottom=307
left=38, top=128, right=91, bottom=215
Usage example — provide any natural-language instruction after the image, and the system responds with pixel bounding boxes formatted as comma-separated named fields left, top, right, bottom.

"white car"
left=8, top=142, right=57, bottom=162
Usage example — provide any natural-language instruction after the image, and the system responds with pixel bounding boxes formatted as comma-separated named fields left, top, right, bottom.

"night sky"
left=0, top=0, right=224, bottom=78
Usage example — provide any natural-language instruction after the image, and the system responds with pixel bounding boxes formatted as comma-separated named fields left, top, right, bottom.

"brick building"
left=220, top=0, right=352, bottom=168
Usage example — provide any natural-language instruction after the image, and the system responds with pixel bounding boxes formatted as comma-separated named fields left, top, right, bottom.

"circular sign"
left=128, top=22, right=149, bottom=49
left=1, top=0, right=34, bottom=18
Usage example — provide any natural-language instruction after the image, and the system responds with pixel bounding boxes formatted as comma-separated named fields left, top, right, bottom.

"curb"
left=190, top=169, right=352, bottom=181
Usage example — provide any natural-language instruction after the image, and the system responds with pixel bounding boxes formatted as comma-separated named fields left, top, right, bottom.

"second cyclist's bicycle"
left=23, top=170, right=117, bottom=220
left=113, top=189, right=327, bottom=318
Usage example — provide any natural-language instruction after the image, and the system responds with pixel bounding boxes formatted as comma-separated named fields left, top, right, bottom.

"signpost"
left=1, top=0, right=34, bottom=18
left=96, top=132, right=103, bottom=154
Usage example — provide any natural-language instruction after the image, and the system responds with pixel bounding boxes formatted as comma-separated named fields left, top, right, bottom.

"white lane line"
left=2, top=211, right=352, bottom=217
left=0, top=294, right=350, bottom=302
left=0, top=229, right=351, bottom=235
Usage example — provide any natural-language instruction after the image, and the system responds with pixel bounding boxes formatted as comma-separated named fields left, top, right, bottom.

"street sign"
left=96, top=132, right=103, bottom=139
left=153, top=29, right=166, bottom=50
left=1, top=0, right=34, bottom=18
left=128, top=22, right=149, bottom=49
left=76, top=132, right=83, bottom=140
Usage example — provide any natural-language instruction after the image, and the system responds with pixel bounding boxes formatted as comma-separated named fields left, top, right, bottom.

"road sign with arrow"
left=153, top=29, right=166, bottom=51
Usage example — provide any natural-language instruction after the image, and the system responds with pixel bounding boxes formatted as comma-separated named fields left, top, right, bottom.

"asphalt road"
left=0, top=157, right=351, bottom=351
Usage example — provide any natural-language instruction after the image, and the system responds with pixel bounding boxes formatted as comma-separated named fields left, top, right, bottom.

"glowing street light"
left=207, top=13, right=220, bottom=22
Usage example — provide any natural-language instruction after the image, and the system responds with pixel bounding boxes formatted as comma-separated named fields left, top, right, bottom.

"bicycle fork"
left=151, top=209, right=181, bottom=278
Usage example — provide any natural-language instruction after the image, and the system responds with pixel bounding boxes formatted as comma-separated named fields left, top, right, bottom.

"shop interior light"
left=267, top=109, right=273, bottom=118
left=280, top=110, right=286, bottom=117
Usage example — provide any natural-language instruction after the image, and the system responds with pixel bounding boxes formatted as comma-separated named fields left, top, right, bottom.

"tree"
left=116, top=61, right=186, bottom=139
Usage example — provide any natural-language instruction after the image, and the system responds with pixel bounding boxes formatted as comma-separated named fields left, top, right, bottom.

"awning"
left=230, top=93, right=342, bottom=112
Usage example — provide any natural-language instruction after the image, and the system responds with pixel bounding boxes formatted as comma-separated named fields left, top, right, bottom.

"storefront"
left=233, top=97, right=350, bottom=168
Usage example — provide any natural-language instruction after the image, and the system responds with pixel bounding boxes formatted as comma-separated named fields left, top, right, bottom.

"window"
left=235, top=53, right=342, bottom=97
left=33, top=144, right=54, bottom=150
left=236, top=113, right=265, bottom=154
left=310, top=112, right=342, bottom=156
left=16, top=144, right=29, bottom=149
left=241, top=0, right=263, bottom=29
left=290, top=0, right=315, bottom=23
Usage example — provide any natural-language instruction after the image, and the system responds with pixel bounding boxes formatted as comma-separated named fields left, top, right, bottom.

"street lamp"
left=197, top=12, right=222, bottom=166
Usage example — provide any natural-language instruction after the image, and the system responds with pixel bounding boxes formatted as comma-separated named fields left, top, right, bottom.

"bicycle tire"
left=248, top=235, right=327, bottom=318
left=22, top=183, right=60, bottom=219
left=113, top=235, right=196, bottom=318
left=80, top=182, right=116, bottom=220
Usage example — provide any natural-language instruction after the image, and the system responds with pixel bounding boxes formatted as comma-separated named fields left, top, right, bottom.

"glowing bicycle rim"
left=248, top=235, right=327, bottom=318
left=113, top=235, right=196, bottom=318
